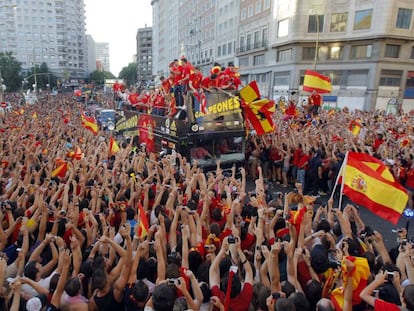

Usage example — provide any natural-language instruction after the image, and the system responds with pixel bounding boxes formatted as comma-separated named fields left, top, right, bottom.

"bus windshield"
left=190, top=136, right=244, bottom=165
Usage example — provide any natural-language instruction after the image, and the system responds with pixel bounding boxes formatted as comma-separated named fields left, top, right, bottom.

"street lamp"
left=310, top=9, right=320, bottom=70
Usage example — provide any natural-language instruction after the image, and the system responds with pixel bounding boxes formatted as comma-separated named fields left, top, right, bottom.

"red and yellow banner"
left=303, top=70, right=332, bottom=94
left=341, top=152, right=408, bottom=224
left=80, top=109, right=98, bottom=135
left=108, top=136, right=120, bottom=157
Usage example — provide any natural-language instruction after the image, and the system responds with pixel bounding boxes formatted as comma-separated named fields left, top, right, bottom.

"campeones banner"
left=191, top=90, right=243, bottom=124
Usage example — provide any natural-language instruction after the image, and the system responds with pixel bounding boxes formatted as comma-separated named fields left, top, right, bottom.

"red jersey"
left=309, top=93, right=322, bottom=106
left=189, top=71, right=203, bottom=90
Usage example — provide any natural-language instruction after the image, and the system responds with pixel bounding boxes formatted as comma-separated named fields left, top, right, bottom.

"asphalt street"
left=247, top=179, right=413, bottom=251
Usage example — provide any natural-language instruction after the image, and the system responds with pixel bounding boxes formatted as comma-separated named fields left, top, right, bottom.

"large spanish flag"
left=80, top=109, right=99, bottom=135
left=240, top=81, right=275, bottom=135
left=330, top=256, right=370, bottom=311
left=303, top=70, right=332, bottom=94
left=341, top=152, right=408, bottom=224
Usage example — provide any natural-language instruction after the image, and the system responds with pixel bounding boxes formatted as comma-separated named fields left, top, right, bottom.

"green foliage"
left=25, top=62, right=58, bottom=90
left=0, top=51, right=23, bottom=92
left=88, top=70, right=116, bottom=85
left=118, top=63, right=138, bottom=87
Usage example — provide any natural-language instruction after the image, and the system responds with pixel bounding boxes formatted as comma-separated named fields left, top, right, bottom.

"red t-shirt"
left=189, top=72, right=203, bottom=90
left=211, top=282, right=253, bottom=311
left=309, top=93, right=322, bottom=106
left=374, top=299, right=400, bottom=311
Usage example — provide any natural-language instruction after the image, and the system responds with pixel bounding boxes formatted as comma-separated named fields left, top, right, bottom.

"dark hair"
left=316, top=219, right=331, bottom=233
left=220, top=271, right=241, bottom=298
left=200, top=282, right=212, bottom=303
left=133, top=280, right=149, bottom=303
left=289, top=292, right=310, bottom=311
left=64, top=277, right=81, bottom=297
left=152, top=284, right=175, bottom=311
left=281, top=280, right=296, bottom=298
left=258, top=285, right=271, bottom=310
left=305, top=279, right=322, bottom=310
left=403, top=284, right=414, bottom=311
left=276, top=298, right=296, bottom=311
left=91, top=269, right=108, bottom=291
left=24, top=261, right=39, bottom=281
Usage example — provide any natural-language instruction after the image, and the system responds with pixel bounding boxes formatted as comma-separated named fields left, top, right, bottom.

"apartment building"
left=136, top=26, right=153, bottom=83
left=95, top=42, right=110, bottom=73
left=0, top=0, right=88, bottom=79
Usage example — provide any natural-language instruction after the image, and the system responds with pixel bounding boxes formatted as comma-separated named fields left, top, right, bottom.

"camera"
left=256, top=245, right=262, bottom=251
left=360, top=226, right=374, bottom=238
left=228, top=236, right=236, bottom=244
left=167, top=278, right=181, bottom=286
left=386, top=272, right=394, bottom=281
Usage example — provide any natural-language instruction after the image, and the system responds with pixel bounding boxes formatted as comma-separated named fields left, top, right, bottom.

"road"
left=247, top=179, right=413, bottom=251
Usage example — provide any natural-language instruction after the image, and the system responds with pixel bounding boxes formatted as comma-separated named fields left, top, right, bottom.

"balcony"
left=236, top=41, right=268, bottom=55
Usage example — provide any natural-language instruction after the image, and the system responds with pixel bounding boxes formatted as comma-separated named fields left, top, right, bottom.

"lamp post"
left=310, top=9, right=320, bottom=70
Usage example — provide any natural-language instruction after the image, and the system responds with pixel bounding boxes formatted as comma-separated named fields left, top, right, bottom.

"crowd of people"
left=0, top=88, right=413, bottom=311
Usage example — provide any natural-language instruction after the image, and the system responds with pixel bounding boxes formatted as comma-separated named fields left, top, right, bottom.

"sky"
left=84, top=0, right=153, bottom=77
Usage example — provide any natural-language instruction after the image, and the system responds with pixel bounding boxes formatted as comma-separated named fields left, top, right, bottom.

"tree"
left=0, top=51, right=23, bottom=92
left=118, top=63, right=138, bottom=87
left=25, top=62, right=58, bottom=91
left=88, top=70, right=116, bottom=86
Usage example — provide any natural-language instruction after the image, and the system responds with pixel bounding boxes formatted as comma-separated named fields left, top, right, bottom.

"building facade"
left=151, top=0, right=414, bottom=112
left=136, top=26, right=153, bottom=84
left=95, top=42, right=110, bottom=73
left=86, top=34, right=96, bottom=74
left=0, top=0, right=88, bottom=79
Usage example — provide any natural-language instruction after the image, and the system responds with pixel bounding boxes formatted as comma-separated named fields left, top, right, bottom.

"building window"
left=241, top=8, right=247, bottom=20
left=411, top=46, right=414, bottom=59
left=239, top=36, right=245, bottom=51
left=248, top=4, right=254, bottom=17
left=330, top=12, right=348, bottom=32
left=303, top=47, right=316, bottom=60
left=379, top=69, right=402, bottom=86
left=262, top=28, right=268, bottom=44
left=218, top=46, right=221, bottom=57
left=351, top=44, right=372, bottom=58
left=328, top=46, right=343, bottom=59
left=354, top=9, right=372, bottom=30
left=396, top=8, right=412, bottom=29
left=222, top=44, right=226, bottom=55
left=308, top=15, right=324, bottom=33
left=263, top=0, right=270, bottom=10
left=253, top=54, right=265, bottom=66
left=278, top=19, right=289, bottom=37
left=239, top=56, right=248, bottom=67
left=228, top=42, right=232, bottom=54
left=255, top=0, right=262, bottom=14
left=385, top=44, right=400, bottom=58
left=254, top=30, right=260, bottom=48
left=277, top=49, right=292, bottom=62
left=246, top=33, right=252, bottom=50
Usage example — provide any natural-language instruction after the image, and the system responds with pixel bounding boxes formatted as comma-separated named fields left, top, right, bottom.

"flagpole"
left=329, top=151, right=349, bottom=209
left=338, top=152, right=349, bottom=211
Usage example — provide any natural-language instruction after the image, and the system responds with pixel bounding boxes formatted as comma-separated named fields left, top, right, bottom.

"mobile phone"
left=256, top=245, right=262, bottom=251
left=272, top=292, right=281, bottom=299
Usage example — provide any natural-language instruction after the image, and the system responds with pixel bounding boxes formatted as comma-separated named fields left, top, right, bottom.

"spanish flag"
left=349, top=119, right=361, bottom=137
left=80, top=109, right=98, bottom=135
left=32, top=111, right=38, bottom=119
left=108, top=136, right=120, bottom=156
left=240, top=81, right=275, bottom=135
left=303, top=70, right=332, bottom=94
left=331, top=256, right=370, bottom=310
left=340, top=152, right=408, bottom=224
left=52, top=161, right=68, bottom=178
left=137, top=202, right=149, bottom=238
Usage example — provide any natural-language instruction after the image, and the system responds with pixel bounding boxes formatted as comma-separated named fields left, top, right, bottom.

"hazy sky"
left=84, top=0, right=153, bottom=76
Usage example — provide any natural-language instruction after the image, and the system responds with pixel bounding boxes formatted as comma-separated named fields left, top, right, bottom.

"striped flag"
left=108, top=136, right=120, bottom=156
left=52, top=161, right=68, bottom=178
left=349, top=119, right=362, bottom=137
left=303, top=70, right=332, bottom=94
left=80, top=109, right=98, bottom=135
left=240, top=81, right=275, bottom=135
left=137, top=202, right=149, bottom=238
left=339, top=152, right=408, bottom=224
left=331, top=256, right=370, bottom=310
